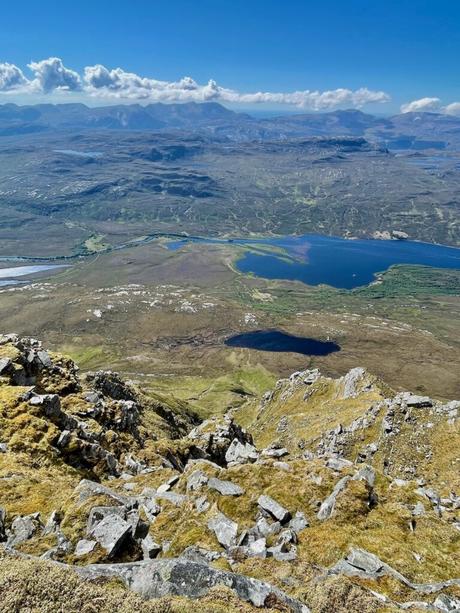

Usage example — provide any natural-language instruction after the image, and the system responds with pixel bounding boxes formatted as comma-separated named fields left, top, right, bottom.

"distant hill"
left=2, top=102, right=460, bottom=149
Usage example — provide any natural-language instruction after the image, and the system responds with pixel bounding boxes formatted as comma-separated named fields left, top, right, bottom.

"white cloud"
left=28, top=57, right=81, bottom=93
left=444, top=102, right=460, bottom=116
left=0, top=62, right=28, bottom=91
left=0, top=56, right=390, bottom=110
left=84, top=64, right=389, bottom=108
left=400, top=97, right=442, bottom=113
left=400, top=96, right=460, bottom=116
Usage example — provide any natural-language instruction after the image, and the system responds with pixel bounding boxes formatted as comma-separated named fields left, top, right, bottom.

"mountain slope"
left=0, top=335, right=459, bottom=612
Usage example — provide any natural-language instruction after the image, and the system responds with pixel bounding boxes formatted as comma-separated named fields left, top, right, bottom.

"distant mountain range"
left=1, top=101, right=460, bottom=149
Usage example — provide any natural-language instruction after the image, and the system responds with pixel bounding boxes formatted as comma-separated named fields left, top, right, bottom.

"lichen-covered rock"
left=257, top=495, right=291, bottom=524
left=73, top=557, right=310, bottom=612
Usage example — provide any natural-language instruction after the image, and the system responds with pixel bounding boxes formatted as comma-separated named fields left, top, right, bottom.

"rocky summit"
left=0, top=334, right=459, bottom=613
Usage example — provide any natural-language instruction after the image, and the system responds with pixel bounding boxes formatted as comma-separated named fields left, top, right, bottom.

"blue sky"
left=1, top=0, right=459, bottom=114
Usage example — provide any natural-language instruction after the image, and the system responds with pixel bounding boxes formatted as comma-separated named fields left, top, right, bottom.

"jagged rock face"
left=1, top=337, right=459, bottom=613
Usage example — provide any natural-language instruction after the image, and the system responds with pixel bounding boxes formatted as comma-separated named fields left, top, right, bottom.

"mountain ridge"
left=0, top=334, right=459, bottom=612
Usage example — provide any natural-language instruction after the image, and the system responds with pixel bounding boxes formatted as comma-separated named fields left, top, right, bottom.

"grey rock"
left=353, top=465, right=376, bottom=488
left=346, top=548, right=385, bottom=575
left=317, top=476, right=351, bottom=520
left=273, top=461, right=291, bottom=471
left=0, top=507, right=6, bottom=541
left=89, top=514, right=132, bottom=557
left=330, top=547, right=460, bottom=595
left=225, top=439, right=259, bottom=465
left=75, top=479, right=136, bottom=508
left=73, top=557, right=310, bottom=611
left=433, top=594, right=460, bottom=612
left=257, top=495, right=291, bottom=524
left=208, top=477, right=244, bottom=496
left=208, top=512, right=238, bottom=548
left=195, top=496, right=210, bottom=513
left=37, top=350, right=53, bottom=368
left=255, top=517, right=282, bottom=538
left=0, top=443, right=7, bottom=453
left=400, top=393, right=433, bottom=408
left=186, top=470, right=209, bottom=492
left=87, top=506, right=126, bottom=533
left=412, top=502, right=426, bottom=517
left=288, top=511, right=309, bottom=534
left=156, top=491, right=187, bottom=507
left=181, top=546, right=221, bottom=564
left=303, top=369, right=321, bottom=385
left=56, top=430, right=71, bottom=448
left=248, top=538, right=267, bottom=558
left=267, top=544, right=298, bottom=562
left=75, top=539, right=97, bottom=557
left=277, top=529, right=298, bottom=547
left=157, top=475, right=180, bottom=494
left=141, top=534, right=162, bottom=560
left=340, top=367, right=367, bottom=399
left=326, top=457, right=353, bottom=471
left=126, top=509, right=149, bottom=540
left=262, top=447, right=289, bottom=458
left=43, top=510, right=61, bottom=535
left=84, top=392, right=100, bottom=404
left=7, top=513, right=42, bottom=547
left=0, top=357, right=12, bottom=375
left=137, top=489, right=162, bottom=521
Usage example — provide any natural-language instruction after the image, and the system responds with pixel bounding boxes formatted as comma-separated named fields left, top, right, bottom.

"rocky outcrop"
left=73, top=557, right=310, bottom=612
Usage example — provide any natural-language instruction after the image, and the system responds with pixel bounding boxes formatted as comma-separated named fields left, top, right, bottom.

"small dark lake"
left=167, top=233, right=460, bottom=289
left=225, top=330, right=340, bottom=355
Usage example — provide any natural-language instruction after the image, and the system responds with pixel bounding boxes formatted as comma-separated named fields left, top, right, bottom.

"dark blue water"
left=225, top=330, right=340, bottom=355
left=167, top=234, right=460, bottom=289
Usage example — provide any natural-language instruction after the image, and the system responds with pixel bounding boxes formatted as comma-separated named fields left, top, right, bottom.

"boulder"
left=326, top=457, right=353, bottom=471
left=0, top=357, right=12, bottom=375
left=155, top=492, right=187, bottom=507
left=208, top=477, right=244, bottom=496
left=186, top=470, right=209, bottom=492
left=353, top=465, right=376, bottom=488
left=317, top=476, right=351, bottom=520
left=288, top=511, right=309, bottom=533
left=247, top=538, right=267, bottom=558
left=400, top=392, right=433, bottom=408
left=225, top=439, right=259, bottom=465
left=261, top=447, right=289, bottom=458
left=257, top=495, right=291, bottom=524
left=433, top=594, right=460, bottom=612
left=255, top=516, right=282, bottom=538
left=75, top=479, right=136, bottom=508
left=89, top=514, right=132, bottom=557
left=208, top=512, right=238, bottom=549
left=74, top=558, right=310, bottom=612
left=75, top=539, right=97, bottom=557
left=7, top=513, right=42, bottom=547
left=267, top=544, right=298, bottom=562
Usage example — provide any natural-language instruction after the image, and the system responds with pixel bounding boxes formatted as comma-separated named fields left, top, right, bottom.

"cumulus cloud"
left=400, top=97, right=442, bottom=113
left=0, top=56, right=390, bottom=110
left=400, top=96, right=460, bottom=116
left=0, top=62, right=28, bottom=91
left=83, top=64, right=389, bottom=108
left=28, top=57, right=81, bottom=92
left=444, top=102, right=460, bottom=116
